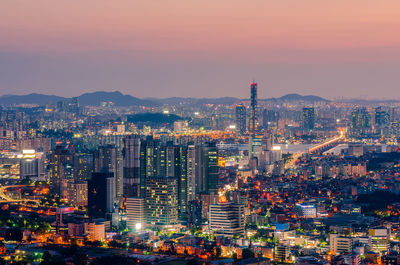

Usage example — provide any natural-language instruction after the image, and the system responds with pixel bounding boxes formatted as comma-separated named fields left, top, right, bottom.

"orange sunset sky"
left=1, top=0, right=400, bottom=99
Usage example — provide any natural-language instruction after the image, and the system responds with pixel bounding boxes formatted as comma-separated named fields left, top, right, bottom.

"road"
left=308, top=128, right=345, bottom=154
left=0, top=185, right=39, bottom=203
left=285, top=128, right=345, bottom=170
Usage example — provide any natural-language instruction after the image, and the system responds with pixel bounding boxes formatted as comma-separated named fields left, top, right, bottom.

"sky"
left=1, top=0, right=400, bottom=99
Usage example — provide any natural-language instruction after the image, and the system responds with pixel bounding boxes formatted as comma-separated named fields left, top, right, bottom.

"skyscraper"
left=187, top=145, right=196, bottom=202
left=175, top=146, right=188, bottom=213
left=139, top=137, right=163, bottom=197
left=302, top=107, right=315, bottom=130
left=49, top=146, right=74, bottom=198
left=88, top=172, right=115, bottom=218
left=235, top=104, right=246, bottom=135
left=20, top=156, right=39, bottom=179
left=187, top=143, right=219, bottom=197
left=94, top=145, right=117, bottom=173
left=73, top=154, right=92, bottom=183
left=262, top=109, right=279, bottom=128
left=66, top=182, right=88, bottom=208
left=204, top=143, right=219, bottom=193
left=145, top=176, right=178, bottom=226
left=375, top=107, right=390, bottom=128
left=94, top=145, right=123, bottom=201
left=351, top=108, right=371, bottom=130
left=123, top=135, right=141, bottom=198
left=249, top=82, right=258, bottom=136
left=138, top=138, right=188, bottom=212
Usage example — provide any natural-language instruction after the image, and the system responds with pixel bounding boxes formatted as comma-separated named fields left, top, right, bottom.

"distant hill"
left=335, top=98, right=400, bottom=104
left=0, top=93, right=66, bottom=105
left=0, top=91, right=158, bottom=107
left=78, top=91, right=158, bottom=107
left=150, top=94, right=329, bottom=105
left=266, top=93, right=330, bottom=103
left=150, top=97, right=240, bottom=105
left=0, top=91, right=330, bottom=106
left=127, top=113, right=184, bottom=124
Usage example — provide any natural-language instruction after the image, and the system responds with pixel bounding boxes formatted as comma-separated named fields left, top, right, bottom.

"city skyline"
left=3, top=2, right=400, bottom=265
left=1, top=1, right=400, bottom=99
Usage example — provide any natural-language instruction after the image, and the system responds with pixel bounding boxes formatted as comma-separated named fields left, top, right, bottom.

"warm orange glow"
left=219, top=194, right=227, bottom=203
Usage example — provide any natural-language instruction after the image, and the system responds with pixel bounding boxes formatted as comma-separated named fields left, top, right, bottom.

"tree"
left=242, top=248, right=255, bottom=259
left=73, top=253, right=88, bottom=265
left=42, top=251, right=51, bottom=264
left=109, top=240, right=123, bottom=248
left=0, top=241, right=6, bottom=255
left=187, top=259, right=200, bottom=265
left=214, top=246, right=222, bottom=258
left=89, top=256, right=142, bottom=265
left=5, top=228, right=23, bottom=242
left=232, top=253, right=238, bottom=261
left=40, top=250, right=67, bottom=265
left=84, top=240, right=101, bottom=247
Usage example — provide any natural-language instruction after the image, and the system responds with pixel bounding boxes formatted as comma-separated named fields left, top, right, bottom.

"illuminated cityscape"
left=0, top=85, right=399, bottom=265
left=2, top=1, right=400, bottom=265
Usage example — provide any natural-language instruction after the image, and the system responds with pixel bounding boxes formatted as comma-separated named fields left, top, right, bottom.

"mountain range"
left=0, top=91, right=330, bottom=106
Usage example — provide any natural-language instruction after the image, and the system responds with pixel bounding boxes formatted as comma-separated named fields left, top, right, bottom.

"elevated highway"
left=308, top=129, right=345, bottom=154
left=0, top=185, right=39, bottom=204
left=285, top=128, right=345, bottom=169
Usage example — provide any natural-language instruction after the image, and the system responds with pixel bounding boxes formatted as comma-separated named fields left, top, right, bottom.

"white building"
left=126, top=197, right=146, bottom=232
left=295, top=204, right=316, bottom=218
left=85, top=222, right=105, bottom=241
left=209, top=202, right=245, bottom=236
left=330, top=234, right=353, bottom=254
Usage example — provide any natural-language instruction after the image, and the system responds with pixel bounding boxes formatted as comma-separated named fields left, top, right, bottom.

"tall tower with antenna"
left=249, top=81, right=258, bottom=136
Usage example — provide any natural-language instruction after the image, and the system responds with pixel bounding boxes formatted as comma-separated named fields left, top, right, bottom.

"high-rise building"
left=249, top=82, right=258, bottom=136
left=249, top=136, right=262, bottom=160
left=209, top=201, right=245, bottom=236
left=348, top=144, right=364, bottom=157
left=187, top=143, right=219, bottom=197
left=188, top=199, right=202, bottom=227
left=204, top=143, right=219, bottom=193
left=187, top=145, right=196, bottom=203
left=49, top=146, right=74, bottom=198
left=145, top=176, right=178, bottom=226
left=262, top=109, right=279, bottom=128
left=85, top=222, right=105, bottom=241
left=235, top=104, right=246, bottom=135
left=94, top=145, right=123, bottom=201
left=174, top=146, right=188, bottom=213
left=123, top=135, right=141, bottom=198
left=375, top=108, right=390, bottom=128
left=126, top=197, right=146, bottom=232
left=139, top=139, right=188, bottom=212
left=275, top=245, right=291, bottom=263
left=66, top=182, right=88, bottom=208
left=73, top=154, right=92, bottom=183
left=350, top=108, right=371, bottom=130
left=192, top=145, right=206, bottom=194
left=329, top=234, right=353, bottom=254
left=94, top=145, right=117, bottom=173
left=88, top=172, right=115, bottom=218
left=302, top=107, right=315, bottom=130
left=20, top=157, right=39, bottom=179
left=139, top=137, right=162, bottom=197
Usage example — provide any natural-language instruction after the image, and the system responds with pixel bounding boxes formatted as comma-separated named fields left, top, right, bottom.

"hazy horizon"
left=1, top=1, right=400, bottom=99
left=1, top=90, right=398, bottom=101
